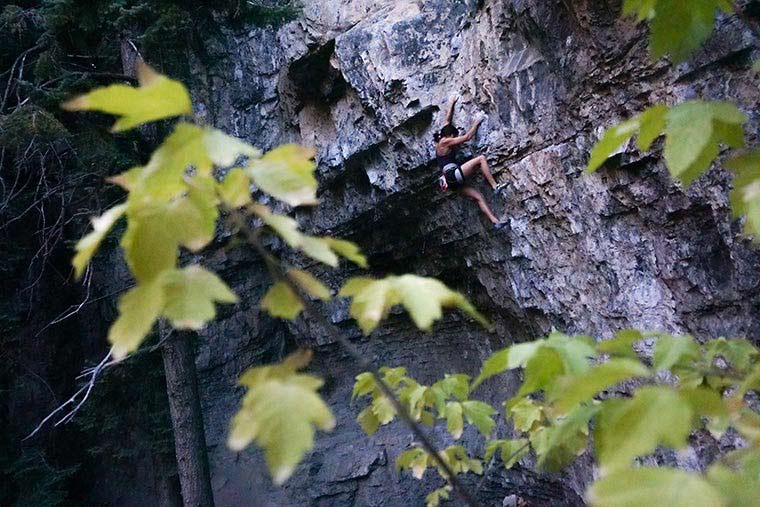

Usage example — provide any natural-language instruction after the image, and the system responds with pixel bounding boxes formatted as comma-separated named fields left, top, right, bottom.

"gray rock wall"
left=190, top=1, right=760, bottom=505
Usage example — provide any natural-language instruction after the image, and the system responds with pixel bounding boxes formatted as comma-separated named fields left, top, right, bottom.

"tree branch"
left=23, top=349, right=113, bottom=440
left=228, top=209, right=479, bottom=507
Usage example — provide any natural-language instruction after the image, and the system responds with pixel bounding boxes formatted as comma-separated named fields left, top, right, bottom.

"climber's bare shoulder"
left=440, top=135, right=469, bottom=148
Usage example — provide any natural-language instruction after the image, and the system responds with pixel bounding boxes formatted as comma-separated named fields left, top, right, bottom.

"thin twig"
left=23, top=349, right=113, bottom=440
left=228, top=209, right=479, bottom=507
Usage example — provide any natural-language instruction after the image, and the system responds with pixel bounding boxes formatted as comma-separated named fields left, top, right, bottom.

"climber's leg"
left=460, top=186, right=499, bottom=224
left=461, top=155, right=497, bottom=189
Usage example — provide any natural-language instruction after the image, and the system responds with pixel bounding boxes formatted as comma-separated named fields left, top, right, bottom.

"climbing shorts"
left=439, top=163, right=465, bottom=191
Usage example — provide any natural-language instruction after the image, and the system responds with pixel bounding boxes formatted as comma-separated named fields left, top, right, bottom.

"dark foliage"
left=0, top=1, right=298, bottom=504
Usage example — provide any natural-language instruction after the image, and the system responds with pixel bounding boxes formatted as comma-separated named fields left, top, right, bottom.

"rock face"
left=188, top=1, right=760, bottom=505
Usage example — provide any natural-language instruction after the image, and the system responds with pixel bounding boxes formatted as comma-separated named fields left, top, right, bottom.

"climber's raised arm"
left=442, top=96, right=457, bottom=126
left=441, top=117, right=482, bottom=147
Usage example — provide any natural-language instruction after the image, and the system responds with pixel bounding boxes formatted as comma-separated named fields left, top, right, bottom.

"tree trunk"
left=161, top=327, right=215, bottom=507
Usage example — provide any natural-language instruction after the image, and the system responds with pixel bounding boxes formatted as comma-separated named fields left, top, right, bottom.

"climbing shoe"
left=493, top=221, right=509, bottom=231
left=493, top=182, right=508, bottom=194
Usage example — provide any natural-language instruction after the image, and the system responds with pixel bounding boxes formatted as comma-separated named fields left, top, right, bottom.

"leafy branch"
left=227, top=209, right=479, bottom=505
left=55, top=59, right=490, bottom=504
left=355, top=330, right=760, bottom=506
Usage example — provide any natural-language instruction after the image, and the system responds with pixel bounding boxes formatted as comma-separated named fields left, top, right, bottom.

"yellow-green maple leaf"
left=218, top=168, right=252, bottom=208
left=247, top=144, right=318, bottom=207
left=250, top=204, right=366, bottom=268
left=72, top=204, right=127, bottom=279
left=339, top=275, right=489, bottom=335
left=62, top=62, right=192, bottom=132
left=161, top=266, right=237, bottom=329
left=228, top=350, right=334, bottom=484
left=108, top=280, right=165, bottom=359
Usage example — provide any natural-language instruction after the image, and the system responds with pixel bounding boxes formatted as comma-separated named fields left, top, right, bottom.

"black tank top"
left=436, top=147, right=457, bottom=169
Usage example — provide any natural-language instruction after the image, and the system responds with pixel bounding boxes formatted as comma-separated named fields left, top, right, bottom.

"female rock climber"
left=435, top=96, right=508, bottom=230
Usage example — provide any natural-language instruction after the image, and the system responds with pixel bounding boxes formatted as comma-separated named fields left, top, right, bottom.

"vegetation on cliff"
left=5, top=1, right=760, bottom=506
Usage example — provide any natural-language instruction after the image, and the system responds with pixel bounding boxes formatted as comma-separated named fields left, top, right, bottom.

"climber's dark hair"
left=434, top=123, right=459, bottom=142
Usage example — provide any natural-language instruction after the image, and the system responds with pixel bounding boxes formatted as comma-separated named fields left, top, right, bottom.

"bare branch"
left=23, top=349, right=113, bottom=441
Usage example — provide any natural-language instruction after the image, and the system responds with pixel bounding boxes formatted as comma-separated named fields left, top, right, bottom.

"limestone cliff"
left=178, top=1, right=759, bottom=505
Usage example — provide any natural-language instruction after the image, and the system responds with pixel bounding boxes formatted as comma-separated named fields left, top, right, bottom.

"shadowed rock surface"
left=176, top=0, right=760, bottom=505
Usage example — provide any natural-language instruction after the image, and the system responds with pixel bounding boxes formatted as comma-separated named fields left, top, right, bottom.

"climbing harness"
left=439, top=163, right=465, bottom=192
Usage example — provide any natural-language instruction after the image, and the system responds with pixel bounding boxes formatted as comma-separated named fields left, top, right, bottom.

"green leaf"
left=484, top=439, right=529, bottom=468
left=544, top=333, right=597, bottom=375
left=733, top=363, right=760, bottom=401
left=120, top=201, right=179, bottom=282
left=587, top=116, right=644, bottom=173
left=250, top=204, right=367, bottom=267
left=637, top=105, right=669, bottom=151
left=250, top=204, right=302, bottom=247
left=734, top=407, right=760, bottom=443
left=72, top=204, right=127, bottom=279
left=398, top=381, right=429, bottom=420
left=380, top=366, right=408, bottom=388
left=462, top=400, right=496, bottom=437
left=708, top=463, right=760, bottom=507
left=288, top=269, right=331, bottom=300
left=474, top=334, right=595, bottom=389
left=725, top=150, right=760, bottom=241
left=121, top=178, right=219, bottom=283
left=113, top=123, right=210, bottom=201
left=596, top=329, right=644, bottom=359
left=203, top=128, right=259, bottom=167
left=586, top=106, right=667, bottom=172
left=113, top=124, right=255, bottom=203
left=439, top=445, right=483, bottom=476
left=622, top=0, right=733, bottom=63
left=107, top=280, right=165, bottom=359
left=352, top=372, right=377, bottom=400
left=622, top=0, right=659, bottom=20
left=679, top=387, right=730, bottom=438
left=518, top=346, right=565, bottom=396
left=391, top=275, right=489, bottom=332
left=595, top=387, right=692, bottom=473
left=445, top=401, right=464, bottom=439
left=588, top=101, right=747, bottom=187
left=371, top=395, right=397, bottom=425
left=433, top=374, right=471, bottom=401
left=261, top=281, right=303, bottom=320
left=237, top=348, right=314, bottom=386
left=587, top=467, right=725, bottom=507
left=396, top=448, right=429, bottom=479
left=532, top=403, right=599, bottom=472
left=160, top=266, right=237, bottom=329
left=357, top=406, right=380, bottom=435
left=426, top=486, right=452, bottom=507
left=218, top=168, right=252, bottom=208
left=705, top=337, right=759, bottom=372
left=228, top=351, right=335, bottom=484
left=653, top=334, right=700, bottom=371
left=299, top=236, right=340, bottom=266
left=339, top=275, right=489, bottom=335
left=549, top=358, right=650, bottom=414
left=62, top=62, right=191, bottom=132
left=472, top=340, right=543, bottom=388
left=322, top=238, right=368, bottom=268
left=420, top=410, right=435, bottom=426
left=248, top=144, right=318, bottom=207
left=664, top=101, right=746, bottom=185
left=172, top=177, right=219, bottom=251
left=507, top=397, right=544, bottom=432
